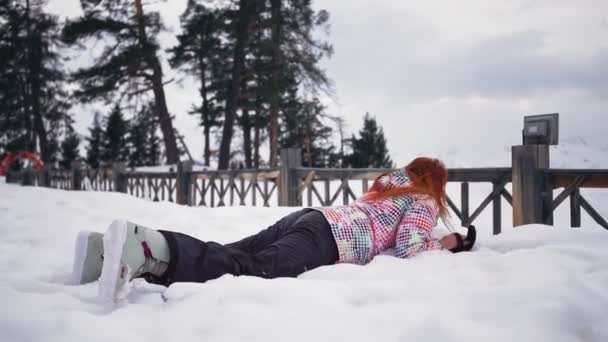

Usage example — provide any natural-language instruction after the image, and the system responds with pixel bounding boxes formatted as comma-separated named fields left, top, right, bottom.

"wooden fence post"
left=21, top=167, right=35, bottom=186
left=71, top=161, right=83, bottom=190
left=570, top=188, right=581, bottom=228
left=279, top=148, right=302, bottom=206
left=512, top=144, right=552, bottom=226
left=492, top=182, right=502, bottom=234
left=176, top=160, right=193, bottom=205
left=38, top=165, right=51, bottom=187
left=113, top=162, right=127, bottom=193
left=6, top=170, right=16, bottom=183
left=461, top=182, right=469, bottom=226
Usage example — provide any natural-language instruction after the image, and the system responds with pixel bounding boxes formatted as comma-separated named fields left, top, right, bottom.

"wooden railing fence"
left=6, top=147, right=608, bottom=234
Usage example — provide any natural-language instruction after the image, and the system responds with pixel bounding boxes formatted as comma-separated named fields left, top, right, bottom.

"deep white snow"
left=1, top=178, right=608, bottom=342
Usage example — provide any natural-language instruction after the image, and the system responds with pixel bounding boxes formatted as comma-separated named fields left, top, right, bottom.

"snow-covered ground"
left=1, top=179, right=608, bottom=342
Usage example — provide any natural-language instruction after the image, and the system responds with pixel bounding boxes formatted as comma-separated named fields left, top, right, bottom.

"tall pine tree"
left=168, top=2, right=227, bottom=167
left=0, top=0, right=73, bottom=162
left=60, top=124, right=81, bottom=169
left=346, top=113, right=394, bottom=168
left=0, top=0, right=28, bottom=156
left=267, top=0, right=333, bottom=167
left=62, top=0, right=179, bottom=163
left=86, top=112, right=104, bottom=168
left=217, top=0, right=262, bottom=170
left=102, top=105, right=129, bottom=163
left=279, top=85, right=339, bottom=168
left=128, top=103, right=161, bottom=167
left=168, top=0, right=334, bottom=169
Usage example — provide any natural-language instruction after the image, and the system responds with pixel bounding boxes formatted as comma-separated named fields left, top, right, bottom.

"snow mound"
left=0, top=181, right=607, bottom=342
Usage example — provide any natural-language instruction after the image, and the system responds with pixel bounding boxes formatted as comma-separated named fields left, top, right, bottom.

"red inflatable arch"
left=0, top=151, right=44, bottom=176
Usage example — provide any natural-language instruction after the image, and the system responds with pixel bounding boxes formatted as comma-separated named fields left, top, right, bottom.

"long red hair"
left=364, top=157, right=450, bottom=223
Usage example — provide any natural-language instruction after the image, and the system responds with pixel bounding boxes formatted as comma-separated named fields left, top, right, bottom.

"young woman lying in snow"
left=71, top=157, right=476, bottom=300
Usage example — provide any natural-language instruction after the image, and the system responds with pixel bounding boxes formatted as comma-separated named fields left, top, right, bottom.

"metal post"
left=279, top=148, right=302, bottom=206
left=512, top=144, right=551, bottom=226
left=176, top=160, right=193, bottom=205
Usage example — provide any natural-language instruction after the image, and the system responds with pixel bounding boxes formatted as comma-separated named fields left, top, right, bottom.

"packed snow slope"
left=1, top=180, right=607, bottom=342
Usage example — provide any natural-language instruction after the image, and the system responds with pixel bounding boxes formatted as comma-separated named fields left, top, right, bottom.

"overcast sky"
left=46, top=0, right=608, bottom=167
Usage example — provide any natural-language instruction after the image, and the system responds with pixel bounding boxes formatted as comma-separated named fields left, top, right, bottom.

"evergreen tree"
left=217, top=0, right=262, bottom=170
left=62, top=0, right=179, bottom=163
left=279, top=86, right=339, bottom=167
left=0, top=0, right=72, bottom=162
left=237, top=0, right=334, bottom=168
left=249, top=15, right=272, bottom=168
left=102, top=105, right=129, bottom=163
left=168, top=2, right=227, bottom=166
left=168, top=0, right=334, bottom=169
left=0, top=0, right=27, bottom=155
left=267, top=0, right=334, bottom=167
left=60, top=125, right=81, bottom=169
left=128, top=103, right=161, bottom=167
left=128, top=117, right=147, bottom=168
left=346, top=113, right=394, bottom=168
left=146, top=123, right=161, bottom=166
left=86, top=112, right=104, bottom=168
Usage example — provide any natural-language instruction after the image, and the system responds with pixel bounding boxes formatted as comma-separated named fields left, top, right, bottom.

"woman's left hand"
left=438, top=233, right=460, bottom=250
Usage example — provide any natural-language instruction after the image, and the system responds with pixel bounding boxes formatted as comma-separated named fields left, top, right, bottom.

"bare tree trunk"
left=304, top=125, right=312, bottom=167
left=268, top=0, right=282, bottom=167
left=218, top=0, right=257, bottom=170
left=242, top=109, right=252, bottom=168
left=253, top=20, right=263, bottom=169
left=253, top=94, right=262, bottom=168
left=17, top=74, right=32, bottom=151
left=254, top=124, right=260, bottom=168
left=30, top=35, right=49, bottom=161
left=199, top=55, right=211, bottom=166
left=25, top=0, right=49, bottom=161
left=135, top=0, right=179, bottom=164
left=322, top=114, right=346, bottom=167
left=338, top=120, right=345, bottom=167
left=240, top=78, right=253, bottom=168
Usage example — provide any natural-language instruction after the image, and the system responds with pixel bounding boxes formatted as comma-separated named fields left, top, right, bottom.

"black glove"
left=449, top=225, right=476, bottom=253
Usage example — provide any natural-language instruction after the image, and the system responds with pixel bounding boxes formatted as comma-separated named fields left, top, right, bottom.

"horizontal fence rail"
left=5, top=148, right=608, bottom=234
left=48, top=169, right=71, bottom=190
left=295, top=167, right=392, bottom=207
left=295, top=167, right=513, bottom=234
left=189, top=169, right=279, bottom=207
left=81, top=168, right=114, bottom=192
left=546, top=169, right=608, bottom=229
left=125, top=172, right=176, bottom=202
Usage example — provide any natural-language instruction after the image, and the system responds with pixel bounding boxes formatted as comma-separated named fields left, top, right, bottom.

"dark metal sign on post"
left=523, top=113, right=559, bottom=145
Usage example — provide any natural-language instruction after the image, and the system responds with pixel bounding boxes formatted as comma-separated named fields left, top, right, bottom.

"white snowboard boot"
left=71, top=231, right=104, bottom=285
left=98, top=220, right=170, bottom=302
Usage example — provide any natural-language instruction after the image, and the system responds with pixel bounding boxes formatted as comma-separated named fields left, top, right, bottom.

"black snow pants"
left=154, top=209, right=339, bottom=286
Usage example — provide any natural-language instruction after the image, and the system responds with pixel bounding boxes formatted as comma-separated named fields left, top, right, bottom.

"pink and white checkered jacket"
left=315, top=168, right=443, bottom=265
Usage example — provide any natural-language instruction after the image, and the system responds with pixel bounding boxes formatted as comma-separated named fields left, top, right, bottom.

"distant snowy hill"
left=551, top=137, right=608, bottom=169
left=430, top=137, right=608, bottom=169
